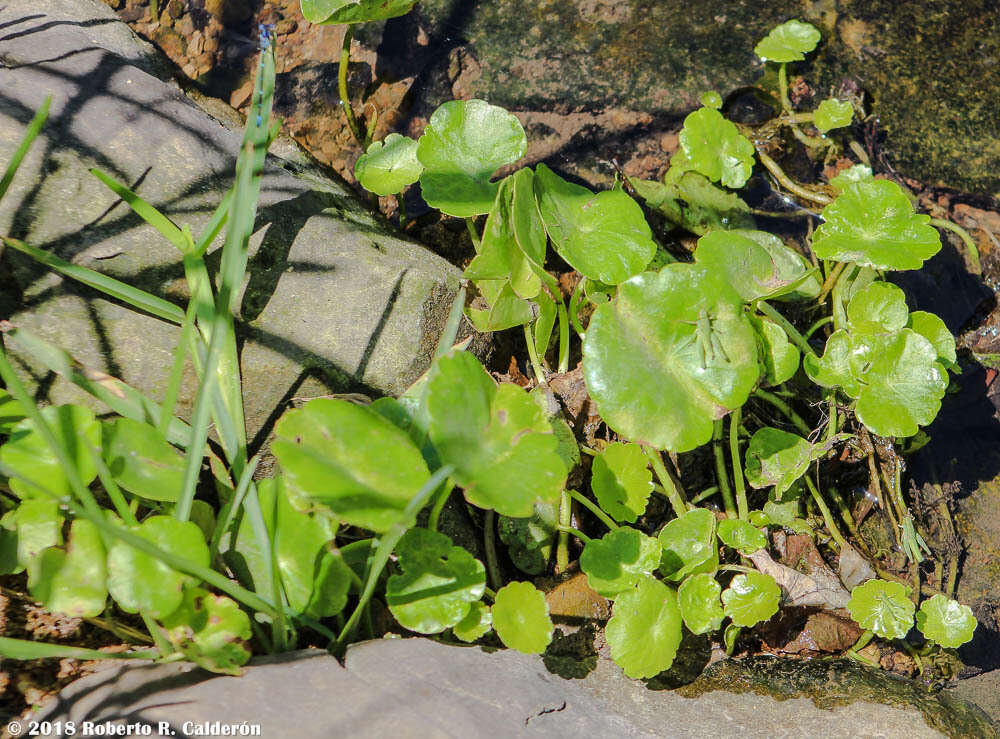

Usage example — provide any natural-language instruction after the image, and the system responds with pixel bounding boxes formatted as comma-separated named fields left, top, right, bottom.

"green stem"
left=729, top=408, right=748, bottom=520
left=711, top=421, right=737, bottom=518
left=778, top=63, right=791, bottom=114
left=556, top=490, right=572, bottom=572
left=556, top=297, right=570, bottom=373
left=717, top=564, right=757, bottom=574
left=643, top=446, right=688, bottom=518
left=816, top=261, right=847, bottom=305
left=824, top=392, right=839, bottom=442
left=482, top=587, right=496, bottom=602
left=484, top=509, right=502, bottom=591
left=427, top=480, right=454, bottom=532
left=140, top=613, right=171, bottom=657
left=830, top=263, right=856, bottom=332
left=846, top=629, right=877, bottom=666
left=803, top=474, right=847, bottom=550
left=757, top=301, right=817, bottom=358
left=557, top=524, right=591, bottom=544
left=754, top=389, right=811, bottom=437
left=689, top=486, right=719, bottom=505
left=569, top=277, right=588, bottom=338
left=566, top=489, right=619, bottom=531
left=465, top=217, right=481, bottom=250
left=86, top=441, right=138, bottom=526
left=756, top=149, right=832, bottom=205
left=523, top=323, right=547, bottom=384
left=397, top=193, right=407, bottom=229
left=804, top=315, right=833, bottom=340
left=338, top=24, right=365, bottom=148
left=930, top=218, right=981, bottom=273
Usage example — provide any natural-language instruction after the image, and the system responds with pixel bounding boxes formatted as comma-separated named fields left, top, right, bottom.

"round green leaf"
left=102, top=418, right=185, bottom=502
left=425, top=353, right=566, bottom=517
left=716, top=519, right=767, bottom=554
left=812, top=180, right=941, bottom=270
left=533, top=164, right=656, bottom=284
left=847, top=579, right=915, bottom=640
left=695, top=230, right=818, bottom=302
left=813, top=98, right=853, bottom=133
left=9, top=498, right=63, bottom=572
left=852, top=330, right=947, bottom=438
left=272, top=398, right=430, bottom=533
left=606, top=577, right=683, bottom=678
left=700, top=91, right=723, bottom=109
left=580, top=528, right=662, bottom=598
left=354, top=133, right=422, bottom=196
left=300, top=0, right=416, bottom=24
left=417, top=100, right=526, bottom=217
left=658, top=508, right=718, bottom=582
left=908, top=311, right=956, bottom=366
left=751, top=316, right=799, bottom=386
left=754, top=20, right=821, bottom=62
left=847, top=282, right=909, bottom=334
left=678, top=573, right=724, bottom=635
left=386, top=528, right=486, bottom=634
left=722, top=571, right=782, bottom=627
left=0, top=404, right=99, bottom=499
left=28, top=519, right=107, bottom=618
left=678, top=107, right=755, bottom=189
left=803, top=330, right=861, bottom=397
left=591, top=442, right=653, bottom=523
left=160, top=588, right=252, bottom=675
left=453, top=601, right=492, bottom=642
left=583, top=263, right=761, bottom=452
left=916, top=594, right=977, bottom=648
left=107, top=516, right=208, bottom=618
left=492, top=581, right=553, bottom=654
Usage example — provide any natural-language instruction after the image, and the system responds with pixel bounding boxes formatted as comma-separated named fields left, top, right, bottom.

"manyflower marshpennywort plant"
left=0, top=18, right=981, bottom=683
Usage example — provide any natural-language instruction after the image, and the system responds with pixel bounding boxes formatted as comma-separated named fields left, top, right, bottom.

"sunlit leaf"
left=583, top=264, right=761, bottom=452
left=354, top=133, right=422, bottom=196
left=492, top=581, right=553, bottom=654
left=28, top=519, right=106, bottom=618
left=453, top=601, right=492, bottom=642
left=915, top=594, right=977, bottom=648
left=847, top=579, right=914, bottom=640
left=160, top=588, right=251, bottom=675
left=658, top=508, right=718, bottom=581
left=751, top=315, right=799, bottom=386
left=300, top=0, right=416, bottom=24
left=417, top=100, right=526, bottom=217
left=812, top=180, right=941, bottom=270
left=534, top=164, right=656, bottom=284
left=716, top=519, right=767, bottom=554
left=678, top=573, right=724, bottom=635
left=102, top=418, right=185, bottom=502
left=694, top=229, right=819, bottom=302
left=721, top=571, right=781, bottom=627
left=677, top=108, right=755, bottom=189
left=813, top=98, right=853, bottom=133
left=754, top=20, right=821, bottom=63
left=606, top=576, right=682, bottom=678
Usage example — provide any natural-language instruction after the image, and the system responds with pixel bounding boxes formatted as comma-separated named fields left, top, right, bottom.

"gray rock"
left=0, top=0, right=464, bottom=439
left=28, top=638, right=983, bottom=738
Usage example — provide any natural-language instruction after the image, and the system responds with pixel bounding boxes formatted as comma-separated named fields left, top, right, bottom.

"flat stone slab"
left=0, top=0, right=462, bottom=438
left=25, top=638, right=987, bottom=738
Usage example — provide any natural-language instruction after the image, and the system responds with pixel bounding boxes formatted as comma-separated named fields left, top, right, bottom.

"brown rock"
left=543, top=572, right=611, bottom=621
left=204, top=0, right=253, bottom=25
left=151, top=25, right=186, bottom=60
left=230, top=79, right=254, bottom=109
left=167, top=0, right=183, bottom=19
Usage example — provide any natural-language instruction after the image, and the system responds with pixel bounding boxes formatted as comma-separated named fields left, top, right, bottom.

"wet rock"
left=0, top=0, right=467, bottom=440
left=204, top=0, right=253, bottom=26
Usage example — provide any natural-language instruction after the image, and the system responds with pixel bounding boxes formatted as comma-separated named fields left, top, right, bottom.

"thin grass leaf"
left=1, top=325, right=191, bottom=448
left=434, top=286, right=467, bottom=360
left=158, top=299, right=198, bottom=439
left=0, top=96, right=51, bottom=202
left=0, top=636, right=156, bottom=661
left=192, top=190, right=232, bottom=258
left=1, top=237, right=183, bottom=324
left=89, top=169, right=193, bottom=254
left=209, top=454, right=260, bottom=559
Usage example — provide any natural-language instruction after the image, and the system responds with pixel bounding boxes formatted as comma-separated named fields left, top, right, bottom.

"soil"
left=6, top=0, right=1000, bottom=724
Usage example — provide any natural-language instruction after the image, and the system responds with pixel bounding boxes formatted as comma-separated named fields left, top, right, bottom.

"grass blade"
left=0, top=636, right=156, bottom=661
left=0, top=96, right=51, bottom=202
left=1, top=236, right=184, bottom=324
left=89, top=168, right=192, bottom=254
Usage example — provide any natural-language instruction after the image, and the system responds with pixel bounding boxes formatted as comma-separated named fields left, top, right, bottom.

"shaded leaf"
left=630, top=172, right=755, bottom=236
left=497, top=501, right=557, bottom=575
left=386, top=528, right=485, bottom=634
left=590, top=442, right=653, bottom=523
left=272, top=398, right=430, bottom=532
left=580, top=528, right=662, bottom=598
left=814, top=98, right=853, bottom=132
left=658, top=508, right=718, bottom=581
left=28, top=519, right=106, bottom=618
left=425, top=353, right=565, bottom=517
left=160, top=588, right=251, bottom=675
